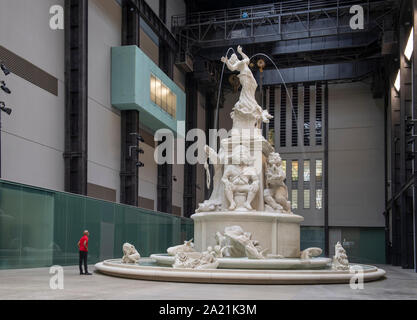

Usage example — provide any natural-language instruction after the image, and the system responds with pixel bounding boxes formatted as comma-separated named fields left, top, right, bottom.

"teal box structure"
left=111, top=45, right=186, bottom=136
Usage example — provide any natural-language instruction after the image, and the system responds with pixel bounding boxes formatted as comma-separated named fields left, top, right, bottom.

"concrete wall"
left=0, top=0, right=65, bottom=191
left=140, top=28, right=159, bottom=65
left=88, top=0, right=122, bottom=201
left=328, top=82, right=385, bottom=227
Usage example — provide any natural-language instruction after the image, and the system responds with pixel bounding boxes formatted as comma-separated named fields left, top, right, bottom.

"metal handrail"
left=172, top=0, right=376, bottom=27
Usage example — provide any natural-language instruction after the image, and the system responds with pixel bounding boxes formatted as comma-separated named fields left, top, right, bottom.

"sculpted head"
left=123, top=243, right=136, bottom=255
left=268, top=153, right=282, bottom=165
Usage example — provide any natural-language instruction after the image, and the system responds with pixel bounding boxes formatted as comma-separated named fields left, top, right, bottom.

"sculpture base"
left=95, top=259, right=386, bottom=284
left=151, top=254, right=331, bottom=270
left=191, top=211, right=304, bottom=258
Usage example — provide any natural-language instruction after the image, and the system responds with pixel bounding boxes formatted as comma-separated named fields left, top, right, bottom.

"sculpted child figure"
left=264, top=152, right=291, bottom=213
left=222, top=145, right=259, bottom=211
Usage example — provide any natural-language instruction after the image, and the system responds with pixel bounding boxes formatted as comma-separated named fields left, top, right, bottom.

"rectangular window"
left=292, top=189, right=298, bottom=209
left=282, top=160, right=286, bottom=177
left=150, top=74, right=177, bottom=118
left=280, top=85, right=286, bottom=147
left=150, top=75, right=156, bottom=103
left=291, top=160, right=298, bottom=181
left=268, top=86, right=275, bottom=147
left=292, top=85, right=298, bottom=147
left=316, top=159, right=323, bottom=181
left=316, top=82, right=322, bottom=146
left=316, top=189, right=323, bottom=209
left=304, top=189, right=310, bottom=209
left=304, top=84, right=310, bottom=146
left=303, top=160, right=310, bottom=182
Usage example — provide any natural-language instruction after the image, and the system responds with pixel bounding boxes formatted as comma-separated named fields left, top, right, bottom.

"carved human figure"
left=222, top=145, right=259, bottom=211
left=300, top=247, right=322, bottom=260
left=121, top=243, right=141, bottom=264
left=222, top=225, right=267, bottom=259
left=264, top=152, right=291, bottom=213
left=196, top=145, right=225, bottom=212
left=173, top=251, right=219, bottom=269
left=221, top=46, right=272, bottom=128
left=167, top=239, right=195, bottom=256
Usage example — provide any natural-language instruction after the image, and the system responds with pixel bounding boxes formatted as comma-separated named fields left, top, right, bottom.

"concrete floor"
left=0, top=264, right=416, bottom=300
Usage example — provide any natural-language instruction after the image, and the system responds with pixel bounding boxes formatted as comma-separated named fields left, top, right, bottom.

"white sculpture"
left=215, top=226, right=267, bottom=259
left=332, top=242, right=349, bottom=270
left=264, top=153, right=291, bottom=213
left=173, top=252, right=219, bottom=269
left=122, top=243, right=141, bottom=264
left=221, top=45, right=272, bottom=130
left=167, top=239, right=195, bottom=256
left=191, top=46, right=323, bottom=262
left=222, top=145, right=259, bottom=211
left=300, top=247, right=322, bottom=260
left=197, top=146, right=225, bottom=213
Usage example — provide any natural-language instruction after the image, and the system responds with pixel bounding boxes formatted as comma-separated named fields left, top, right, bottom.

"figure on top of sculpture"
left=222, top=145, right=259, bottom=211
left=221, top=46, right=272, bottom=130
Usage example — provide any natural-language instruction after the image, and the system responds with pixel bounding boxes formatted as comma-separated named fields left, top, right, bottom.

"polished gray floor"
left=0, top=264, right=416, bottom=300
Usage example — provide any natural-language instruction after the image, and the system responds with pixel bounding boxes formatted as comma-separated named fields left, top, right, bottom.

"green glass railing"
left=0, top=180, right=194, bottom=269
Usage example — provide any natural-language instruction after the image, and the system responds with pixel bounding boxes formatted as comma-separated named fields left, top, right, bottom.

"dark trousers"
left=79, top=251, right=88, bottom=274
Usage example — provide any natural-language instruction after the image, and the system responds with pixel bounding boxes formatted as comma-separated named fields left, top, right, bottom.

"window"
left=282, top=160, right=286, bottom=176
left=304, top=85, right=310, bottom=146
left=280, top=85, right=286, bottom=147
left=268, top=87, right=275, bottom=147
left=291, top=160, right=298, bottom=181
left=292, top=85, right=298, bottom=147
left=150, top=74, right=176, bottom=118
left=316, top=159, right=323, bottom=181
left=292, top=189, right=298, bottom=209
left=304, top=189, right=310, bottom=209
left=316, top=189, right=323, bottom=209
left=303, top=160, right=310, bottom=209
left=303, top=160, right=310, bottom=182
left=316, top=82, right=322, bottom=146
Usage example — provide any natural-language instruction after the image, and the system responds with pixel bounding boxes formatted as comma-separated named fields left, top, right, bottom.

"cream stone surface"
left=167, top=239, right=195, bottom=256
left=192, top=211, right=303, bottom=257
left=173, top=252, right=219, bottom=270
left=121, top=243, right=140, bottom=264
left=151, top=254, right=332, bottom=270
left=95, top=46, right=386, bottom=285
left=95, top=259, right=386, bottom=284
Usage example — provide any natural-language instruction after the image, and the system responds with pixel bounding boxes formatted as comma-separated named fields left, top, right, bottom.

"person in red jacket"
left=78, top=230, right=91, bottom=275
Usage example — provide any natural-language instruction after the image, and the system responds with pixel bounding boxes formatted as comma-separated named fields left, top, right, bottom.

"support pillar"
left=324, top=82, right=329, bottom=257
left=64, top=0, right=88, bottom=195
left=183, top=74, right=198, bottom=217
left=391, top=72, right=402, bottom=266
left=413, top=0, right=417, bottom=272
left=120, top=0, right=140, bottom=206
left=399, top=24, right=414, bottom=269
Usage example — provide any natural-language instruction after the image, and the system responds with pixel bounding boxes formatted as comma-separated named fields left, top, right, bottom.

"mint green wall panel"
left=341, top=227, right=386, bottom=264
left=111, top=45, right=186, bottom=137
left=301, top=227, right=325, bottom=255
left=0, top=180, right=194, bottom=270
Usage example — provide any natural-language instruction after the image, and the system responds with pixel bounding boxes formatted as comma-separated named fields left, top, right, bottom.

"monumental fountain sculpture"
left=95, top=46, right=386, bottom=284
